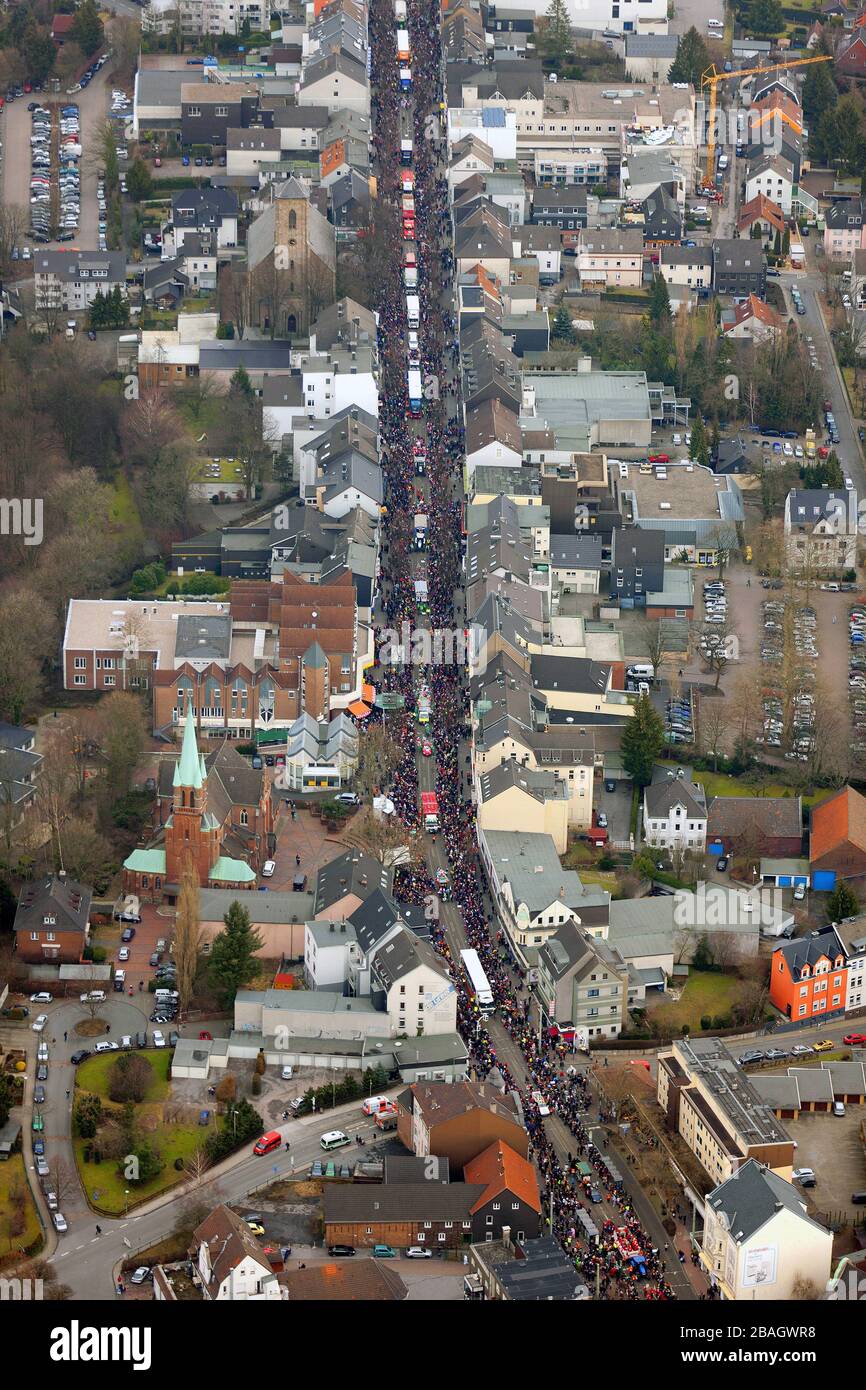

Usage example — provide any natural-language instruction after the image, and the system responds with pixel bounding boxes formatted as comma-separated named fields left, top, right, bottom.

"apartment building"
left=657, top=1038, right=795, bottom=1187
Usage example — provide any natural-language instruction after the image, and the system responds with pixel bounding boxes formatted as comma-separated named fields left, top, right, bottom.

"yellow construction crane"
left=700, top=55, right=833, bottom=183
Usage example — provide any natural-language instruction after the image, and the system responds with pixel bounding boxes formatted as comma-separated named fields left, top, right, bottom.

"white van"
left=707, top=17, right=723, bottom=28
left=320, top=1129, right=351, bottom=1151
left=627, top=663, right=655, bottom=680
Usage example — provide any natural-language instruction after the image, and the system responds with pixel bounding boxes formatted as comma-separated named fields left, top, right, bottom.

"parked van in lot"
left=253, top=1131, right=282, bottom=1156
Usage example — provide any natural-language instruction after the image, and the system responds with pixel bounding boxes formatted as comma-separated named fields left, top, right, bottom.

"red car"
left=843, top=1033, right=866, bottom=1046
left=199, top=1031, right=213, bottom=1041
left=402, top=222, right=415, bottom=241
left=649, top=453, right=670, bottom=463
left=421, top=740, right=433, bottom=757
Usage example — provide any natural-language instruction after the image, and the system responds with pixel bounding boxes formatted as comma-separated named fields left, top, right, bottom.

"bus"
left=460, top=948, right=495, bottom=1016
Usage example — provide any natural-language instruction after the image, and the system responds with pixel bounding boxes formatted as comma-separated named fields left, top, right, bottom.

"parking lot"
left=1, top=55, right=119, bottom=251
left=784, top=1106, right=866, bottom=1223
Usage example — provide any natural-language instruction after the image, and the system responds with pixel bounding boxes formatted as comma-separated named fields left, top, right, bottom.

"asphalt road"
left=783, top=266, right=865, bottom=496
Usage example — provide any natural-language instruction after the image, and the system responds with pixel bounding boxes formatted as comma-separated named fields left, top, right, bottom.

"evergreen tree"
left=648, top=274, right=672, bottom=330
left=541, top=0, right=572, bottom=65
left=126, top=157, right=153, bottom=204
left=621, top=694, right=665, bottom=788
left=208, top=900, right=264, bottom=1007
left=748, top=0, right=784, bottom=36
left=689, top=415, right=710, bottom=468
left=71, top=0, right=104, bottom=56
left=668, top=28, right=712, bottom=86
left=552, top=302, right=576, bottom=343
left=230, top=364, right=254, bottom=397
left=826, top=881, right=858, bottom=923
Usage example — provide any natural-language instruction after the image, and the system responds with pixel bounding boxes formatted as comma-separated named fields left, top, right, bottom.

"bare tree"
left=174, top=856, right=202, bottom=1011
left=342, top=807, right=415, bottom=867
left=0, top=205, right=28, bottom=282
left=182, top=1148, right=211, bottom=1188
left=352, top=719, right=404, bottom=801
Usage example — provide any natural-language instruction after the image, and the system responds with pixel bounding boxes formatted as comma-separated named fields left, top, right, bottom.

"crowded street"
left=365, top=0, right=686, bottom=1301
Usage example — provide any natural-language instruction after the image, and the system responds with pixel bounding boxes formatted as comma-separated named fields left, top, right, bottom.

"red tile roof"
left=463, top=1139, right=541, bottom=1214
left=810, top=785, right=866, bottom=862
left=737, top=194, right=786, bottom=236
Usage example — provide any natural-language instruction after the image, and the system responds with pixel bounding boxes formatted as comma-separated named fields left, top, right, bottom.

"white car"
left=37, top=1041, right=49, bottom=1061
left=406, top=1246, right=433, bottom=1258
left=94, top=1041, right=119, bottom=1053
left=118, top=947, right=130, bottom=961
left=152, top=1030, right=166, bottom=1048
left=672, top=433, right=682, bottom=446
left=31, top=1014, right=48, bottom=1033
left=36, top=1158, right=50, bottom=1177
left=261, top=860, right=276, bottom=877
left=80, top=991, right=106, bottom=1003
left=53, top=1212, right=68, bottom=1233
left=30, top=992, right=53, bottom=1004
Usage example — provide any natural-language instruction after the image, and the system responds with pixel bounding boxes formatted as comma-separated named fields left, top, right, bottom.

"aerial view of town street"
left=6, top=0, right=866, bottom=1361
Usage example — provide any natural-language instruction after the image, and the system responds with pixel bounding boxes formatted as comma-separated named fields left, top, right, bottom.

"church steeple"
left=176, top=698, right=204, bottom=791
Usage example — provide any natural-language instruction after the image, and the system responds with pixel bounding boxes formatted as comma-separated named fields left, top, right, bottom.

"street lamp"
left=124, top=1189, right=130, bottom=1217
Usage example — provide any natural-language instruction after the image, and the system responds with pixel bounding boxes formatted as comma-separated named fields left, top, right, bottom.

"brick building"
left=809, top=785, right=866, bottom=880
left=123, top=708, right=259, bottom=901
left=396, top=1080, right=529, bottom=1169
left=14, top=874, right=91, bottom=965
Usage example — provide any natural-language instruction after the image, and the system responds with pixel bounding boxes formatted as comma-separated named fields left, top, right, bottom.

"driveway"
left=595, top=780, right=632, bottom=848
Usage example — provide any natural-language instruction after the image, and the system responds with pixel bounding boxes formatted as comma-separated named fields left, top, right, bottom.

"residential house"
left=610, top=527, right=665, bottom=607
left=576, top=228, right=644, bottom=289
left=659, top=245, right=713, bottom=293
left=701, top=1159, right=832, bottom=1301
left=477, top=761, right=571, bottom=855
left=712, top=239, right=767, bottom=298
left=396, top=1079, right=529, bottom=1167
left=13, top=874, right=91, bottom=965
left=478, top=827, right=610, bottom=962
left=824, top=199, right=866, bottom=260
left=189, top=1205, right=281, bottom=1300
left=170, top=186, right=239, bottom=253
left=769, top=924, right=849, bottom=1023
left=745, top=152, right=795, bottom=218
left=34, top=250, right=126, bottom=314
left=530, top=186, right=588, bottom=247
left=462, top=1140, right=543, bottom=1243
left=643, top=774, right=708, bottom=853
left=836, top=30, right=866, bottom=78
left=535, top=921, right=629, bottom=1040
left=181, top=82, right=259, bottom=149
left=0, top=722, right=42, bottom=830
left=783, top=488, right=857, bottom=573
left=723, top=294, right=785, bottom=344
left=465, top=399, right=523, bottom=477
left=736, top=194, right=786, bottom=241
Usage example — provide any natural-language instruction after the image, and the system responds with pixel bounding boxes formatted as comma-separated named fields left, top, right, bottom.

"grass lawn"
left=76, top=1049, right=172, bottom=1102
left=648, top=971, right=746, bottom=1034
left=74, top=1050, right=209, bottom=1214
left=193, top=455, right=247, bottom=484
left=693, top=770, right=835, bottom=810
left=108, top=472, right=142, bottom=531
left=74, top=1124, right=204, bottom=1215
left=0, top=1154, right=42, bottom=1260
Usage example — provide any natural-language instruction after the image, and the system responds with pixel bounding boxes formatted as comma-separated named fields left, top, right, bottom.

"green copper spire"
left=177, top=698, right=204, bottom=790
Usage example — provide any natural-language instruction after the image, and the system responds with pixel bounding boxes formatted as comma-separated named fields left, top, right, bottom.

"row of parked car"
left=848, top=604, right=866, bottom=757
left=664, top=695, right=693, bottom=746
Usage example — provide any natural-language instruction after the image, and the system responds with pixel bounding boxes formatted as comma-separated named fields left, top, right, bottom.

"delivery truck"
left=406, top=293, right=420, bottom=328
left=400, top=137, right=413, bottom=165
left=399, top=66, right=412, bottom=92
left=421, top=791, right=439, bottom=831
left=396, top=28, right=410, bottom=61
left=413, top=513, right=428, bottom=549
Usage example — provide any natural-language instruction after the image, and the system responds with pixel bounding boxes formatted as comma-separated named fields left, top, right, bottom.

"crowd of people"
left=364, top=0, right=676, bottom=1300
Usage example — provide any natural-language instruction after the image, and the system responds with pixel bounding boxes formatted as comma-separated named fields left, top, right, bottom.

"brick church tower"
left=164, top=704, right=221, bottom=887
